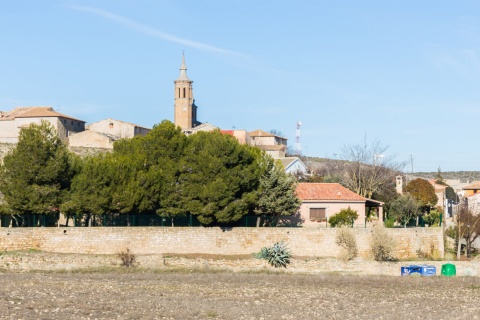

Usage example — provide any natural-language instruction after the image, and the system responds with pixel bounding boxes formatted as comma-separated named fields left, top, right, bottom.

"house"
left=278, top=157, right=308, bottom=175
left=0, top=106, right=85, bottom=143
left=69, top=118, right=150, bottom=150
left=220, top=130, right=253, bottom=145
left=465, top=193, right=480, bottom=215
left=295, top=183, right=383, bottom=227
left=463, top=181, right=480, bottom=197
left=68, top=130, right=117, bottom=149
left=428, top=180, right=447, bottom=209
left=249, top=129, right=287, bottom=146
left=86, top=118, right=150, bottom=140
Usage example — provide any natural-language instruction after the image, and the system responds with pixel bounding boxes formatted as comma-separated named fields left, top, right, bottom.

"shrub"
left=118, top=248, right=136, bottom=268
left=328, top=208, right=359, bottom=227
left=384, top=217, right=395, bottom=228
left=370, top=226, right=396, bottom=261
left=256, top=241, right=291, bottom=268
left=423, top=209, right=441, bottom=227
left=335, top=226, right=358, bottom=261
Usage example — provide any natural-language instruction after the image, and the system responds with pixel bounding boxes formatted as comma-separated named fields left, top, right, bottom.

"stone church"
left=173, top=54, right=202, bottom=131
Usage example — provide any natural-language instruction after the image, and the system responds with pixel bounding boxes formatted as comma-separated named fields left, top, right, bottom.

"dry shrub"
left=370, top=226, right=396, bottom=261
left=118, top=248, right=136, bottom=268
left=335, top=226, right=358, bottom=261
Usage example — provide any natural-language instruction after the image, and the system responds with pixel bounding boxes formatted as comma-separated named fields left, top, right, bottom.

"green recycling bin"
left=441, top=263, right=456, bottom=277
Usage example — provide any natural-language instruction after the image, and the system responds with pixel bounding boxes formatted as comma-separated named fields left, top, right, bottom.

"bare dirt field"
left=1, top=252, right=480, bottom=319
left=1, top=271, right=480, bottom=320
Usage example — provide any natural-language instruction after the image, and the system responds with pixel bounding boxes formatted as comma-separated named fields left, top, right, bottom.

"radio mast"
left=295, top=121, right=302, bottom=155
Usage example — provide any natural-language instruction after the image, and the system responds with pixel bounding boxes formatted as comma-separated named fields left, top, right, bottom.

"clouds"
left=68, top=4, right=249, bottom=59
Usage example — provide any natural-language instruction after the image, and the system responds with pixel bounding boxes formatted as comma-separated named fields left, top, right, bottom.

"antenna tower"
left=295, top=121, right=302, bottom=155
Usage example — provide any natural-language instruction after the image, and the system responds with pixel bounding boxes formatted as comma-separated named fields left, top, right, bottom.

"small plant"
left=423, top=209, right=441, bottom=227
left=370, top=226, right=396, bottom=261
left=384, top=217, right=395, bottom=228
left=335, top=226, right=358, bottom=261
left=256, top=241, right=291, bottom=268
left=328, top=207, right=358, bottom=227
left=118, top=248, right=136, bottom=268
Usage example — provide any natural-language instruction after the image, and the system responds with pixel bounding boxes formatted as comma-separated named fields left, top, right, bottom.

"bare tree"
left=341, top=138, right=405, bottom=199
left=456, top=203, right=480, bottom=259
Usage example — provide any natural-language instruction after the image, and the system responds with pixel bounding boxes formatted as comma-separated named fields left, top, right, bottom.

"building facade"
left=174, top=54, right=201, bottom=130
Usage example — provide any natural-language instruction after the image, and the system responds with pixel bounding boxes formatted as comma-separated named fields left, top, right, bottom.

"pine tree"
left=254, top=157, right=300, bottom=225
left=0, top=121, right=73, bottom=223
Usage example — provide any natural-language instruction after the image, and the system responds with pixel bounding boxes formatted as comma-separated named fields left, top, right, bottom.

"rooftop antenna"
left=295, top=121, right=302, bottom=155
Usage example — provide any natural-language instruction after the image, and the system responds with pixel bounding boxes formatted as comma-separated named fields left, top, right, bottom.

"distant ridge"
left=413, top=171, right=480, bottom=183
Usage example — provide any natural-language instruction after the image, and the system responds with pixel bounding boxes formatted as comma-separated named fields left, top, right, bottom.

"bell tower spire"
left=174, top=52, right=198, bottom=130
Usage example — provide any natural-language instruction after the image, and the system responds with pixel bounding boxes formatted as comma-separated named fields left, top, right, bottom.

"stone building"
left=174, top=54, right=201, bottom=131
left=69, top=118, right=151, bottom=149
left=0, top=106, right=85, bottom=143
left=248, top=129, right=288, bottom=159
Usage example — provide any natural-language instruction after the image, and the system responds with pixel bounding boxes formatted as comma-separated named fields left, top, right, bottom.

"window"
left=183, top=88, right=186, bottom=98
left=178, top=88, right=180, bottom=98
left=310, top=208, right=326, bottom=222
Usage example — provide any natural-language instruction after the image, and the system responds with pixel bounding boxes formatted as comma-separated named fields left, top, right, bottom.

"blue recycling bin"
left=401, top=265, right=436, bottom=276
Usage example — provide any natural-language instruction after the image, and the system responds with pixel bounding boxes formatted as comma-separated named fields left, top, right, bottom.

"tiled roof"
left=17, top=107, right=85, bottom=122
left=249, top=129, right=287, bottom=140
left=296, top=183, right=366, bottom=202
left=279, top=157, right=296, bottom=168
left=0, top=107, right=40, bottom=121
left=463, top=181, right=480, bottom=190
left=249, top=129, right=274, bottom=137
left=87, top=118, right=149, bottom=130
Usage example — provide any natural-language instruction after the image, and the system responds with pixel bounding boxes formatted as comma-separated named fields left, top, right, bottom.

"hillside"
left=303, top=156, right=480, bottom=183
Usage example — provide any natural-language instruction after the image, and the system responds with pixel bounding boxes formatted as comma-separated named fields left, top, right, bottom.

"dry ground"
left=1, top=271, right=480, bottom=320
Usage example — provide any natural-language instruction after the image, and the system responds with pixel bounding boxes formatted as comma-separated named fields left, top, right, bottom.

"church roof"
left=175, top=53, right=191, bottom=81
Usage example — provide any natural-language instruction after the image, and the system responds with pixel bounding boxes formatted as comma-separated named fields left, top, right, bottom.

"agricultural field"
left=0, top=271, right=479, bottom=319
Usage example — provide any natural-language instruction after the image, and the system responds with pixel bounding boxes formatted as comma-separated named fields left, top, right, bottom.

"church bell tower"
left=174, top=53, right=198, bottom=130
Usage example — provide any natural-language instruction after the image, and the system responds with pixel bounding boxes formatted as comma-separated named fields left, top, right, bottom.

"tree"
left=455, top=204, right=480, bottom=259
left=328, top=208, right=359, bottom=227
left=341, top=138, right=404, bottom=199
left=389, top=194, right=420, bottom=227
left=405, top=178, right=438, bottom=211
left=445, top=186, right=459, bottom=203
left=62, top=154, right=116, bottom=226
left=434, top=167, right=445, bottom=185
left=0, top=121, right=74, bottom=225
left=178, top=130, right=262, bottom=225
left=254, top=157, right=301, bottom=225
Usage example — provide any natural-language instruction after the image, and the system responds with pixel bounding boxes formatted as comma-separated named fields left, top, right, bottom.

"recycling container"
left=401, top=265, right=436, bottom=276
left=441, top=263, right=456, bottom=277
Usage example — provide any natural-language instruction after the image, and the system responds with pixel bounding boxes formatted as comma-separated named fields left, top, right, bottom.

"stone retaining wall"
left=0, top=227, right=444, bottom=259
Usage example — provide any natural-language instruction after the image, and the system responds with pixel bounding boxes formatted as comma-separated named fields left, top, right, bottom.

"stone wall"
left=0, top=227, right=444, bottom=259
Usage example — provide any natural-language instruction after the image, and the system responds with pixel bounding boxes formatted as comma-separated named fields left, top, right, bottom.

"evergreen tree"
left=254, top=157, right=300, bottom=224
left=179, top=130, right=261, bottom=225
left=0, top=121, right=73, bottom=223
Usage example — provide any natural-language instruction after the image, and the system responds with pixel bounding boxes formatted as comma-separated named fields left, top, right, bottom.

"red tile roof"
left=296, top=183, right=366, bottom=202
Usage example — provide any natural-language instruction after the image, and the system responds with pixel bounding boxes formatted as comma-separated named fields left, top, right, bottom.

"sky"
left=1, top=0, right=480, bottom=173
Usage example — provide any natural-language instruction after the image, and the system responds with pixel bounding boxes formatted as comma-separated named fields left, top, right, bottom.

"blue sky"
left=1, top=0, right=479, bottom=172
